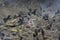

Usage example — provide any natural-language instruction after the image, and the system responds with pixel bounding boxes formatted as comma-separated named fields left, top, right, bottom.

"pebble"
left=58, top=35, right=60, bottom=40
left=43, top=14, right=49, bottom=20
left=12, top=32, right=17, bottom=36
left=0, top=32, right=5, bottom=37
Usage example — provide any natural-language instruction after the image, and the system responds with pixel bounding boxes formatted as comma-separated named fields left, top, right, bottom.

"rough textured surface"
left=0, top=0, right=60, bottom=40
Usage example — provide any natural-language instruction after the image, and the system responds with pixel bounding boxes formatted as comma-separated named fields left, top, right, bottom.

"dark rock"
left=33, top=29, right=39, bottom=37
left=36, top=37, right=39, bottom=40
left=58, top=34, right=60, bottom=40
left=26, top=26, right=30, bottom=28
left=55, top=10, right=60, bottom=14
left=43, top=14, right=49, bottom=20
left=18, top=18, right=24, bottom=25
left=18, top=13, right=22, bottom=17
left=0, top=32, right=5, bottom=37
left=13, top=15, right=18, bottom=18
left=1, top=37, right=3, bottom=40
left=12, top=32, right=17, bottom=36
left=28, top=9, right=32, bottom=12
left=43, top=10, right=45, bottom=12
left=20, top=36, right=23, bottom=40
left=46, top=23, right=52, bottom=30
left=35, top=28, right=41, bottom=33
left=3, top=15, right=11, bottom=22
left=53, top=19, right=55, bottom=22
left=33, top=33, right=37, bottom=37
left=5, top=25, right=16, bottom=27
left=3, top=18, right=7, bottom=23
left=7, top=15, right=11, bottom=19
left=41, top=28, right=44, bottom=36
left=32, top=9, right=37, bottom=15
left=27, top=13, right=31, bottom=16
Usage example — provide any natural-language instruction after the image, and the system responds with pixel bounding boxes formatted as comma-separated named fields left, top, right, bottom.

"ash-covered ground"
left=0, top=0, right=60, bottom=40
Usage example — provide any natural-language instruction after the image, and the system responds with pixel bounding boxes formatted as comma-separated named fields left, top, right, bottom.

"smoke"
left=0, top=0, right=60, bottom=10
left=38, top=0, right=55, bottom=8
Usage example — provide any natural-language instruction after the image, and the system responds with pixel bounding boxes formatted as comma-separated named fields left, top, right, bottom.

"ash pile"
left=0, top=8, right=60, bottom=40
left=0, top=0, right=60, bottom=40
